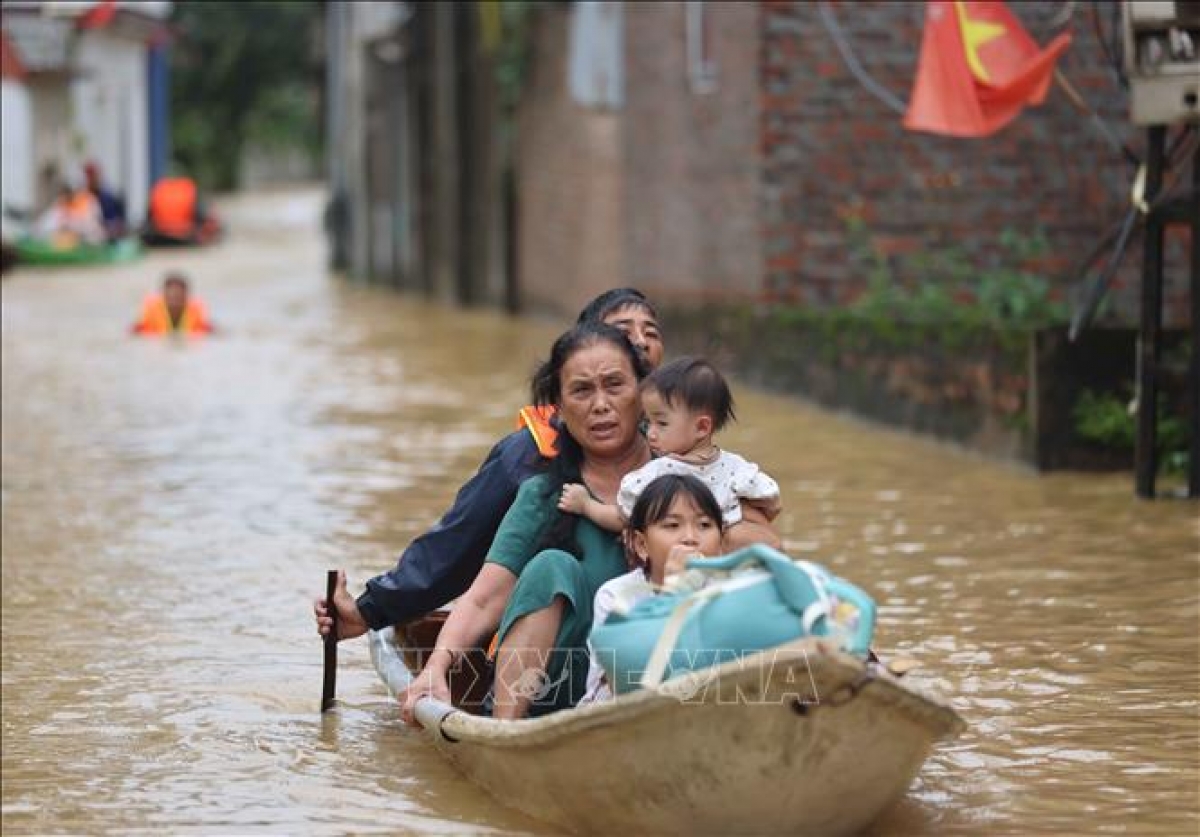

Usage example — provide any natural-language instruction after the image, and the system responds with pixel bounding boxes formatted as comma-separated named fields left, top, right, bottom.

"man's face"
left=164, top=281, right=188, bottom=314
left=602, top=304, right=664, bottom=370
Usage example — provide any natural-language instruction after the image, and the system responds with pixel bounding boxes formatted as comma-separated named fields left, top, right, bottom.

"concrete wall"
left=622, top=1, right=762, bottom=301
left=1, top=78, right=34, bottom=220
left=27, top=77, right=72, bottom=208
left=515, top=3, right=625, bottom=317
left=73, top=30, right=149, bottom=222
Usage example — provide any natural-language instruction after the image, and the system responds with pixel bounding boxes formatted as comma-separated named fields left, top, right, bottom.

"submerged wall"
left=662, top=303, right=1192, bottom=471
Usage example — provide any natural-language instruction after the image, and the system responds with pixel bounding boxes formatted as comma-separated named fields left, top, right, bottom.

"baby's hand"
left=558, top=483, right=590, bottom=515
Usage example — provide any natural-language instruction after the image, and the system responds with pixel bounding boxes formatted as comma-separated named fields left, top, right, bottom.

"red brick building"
left=516, top=1, right=1193, bottom=328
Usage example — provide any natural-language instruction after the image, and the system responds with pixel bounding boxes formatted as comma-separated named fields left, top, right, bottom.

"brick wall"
left=515, top=4, right=625, bottom=318
left=622, top=1, right=763, bottom=301
left=760, top=0, right=1193, bottom=327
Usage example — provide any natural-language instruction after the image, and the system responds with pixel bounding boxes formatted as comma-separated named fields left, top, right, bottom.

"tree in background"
left=170, top=0, right=324, bottom=191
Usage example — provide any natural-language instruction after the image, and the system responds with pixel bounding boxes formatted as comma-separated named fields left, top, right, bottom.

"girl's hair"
left=575, top=287, right=658, bottom=326
left=529, top=322, right=650, bottom=558
left=624, top=473, right=725, bottom=572
left=641, top=356, right=735, bottom=431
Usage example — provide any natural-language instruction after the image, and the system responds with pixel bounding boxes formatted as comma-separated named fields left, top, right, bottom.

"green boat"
left=14, top=236, right=142, bottom=267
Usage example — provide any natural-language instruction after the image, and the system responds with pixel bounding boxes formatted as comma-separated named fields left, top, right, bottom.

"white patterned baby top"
left=616, top=450, right=780, bottom=525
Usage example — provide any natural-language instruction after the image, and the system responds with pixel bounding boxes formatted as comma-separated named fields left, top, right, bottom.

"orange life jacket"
left=516, top=404, right=559, bottom=458
left=148, top=178, right=198, bottom=238
left=64, top=190, right=100, bottom=222
left=132, top=293, right=212, bottom=335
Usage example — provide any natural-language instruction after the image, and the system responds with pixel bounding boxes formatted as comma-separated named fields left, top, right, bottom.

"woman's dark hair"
left=641, top=356, right=735, bottom=431
left=624, top=474, right=725, bottom=573
left=529, top=321, right=650, bottom=558
left=530, top=321, right=649, bottom=406
left=575, top=287, right=658, bottom=326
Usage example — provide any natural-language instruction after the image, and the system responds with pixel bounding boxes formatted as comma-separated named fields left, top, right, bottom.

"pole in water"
left=321, top=569, right=339, bottom=712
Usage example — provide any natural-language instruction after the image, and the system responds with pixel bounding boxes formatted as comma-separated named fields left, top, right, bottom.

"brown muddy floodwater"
left=2, top=188, right=1197, bottom=836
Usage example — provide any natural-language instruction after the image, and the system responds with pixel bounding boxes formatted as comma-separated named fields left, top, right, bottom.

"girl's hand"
left=399, top=659, right=453, bottom=727
left=654, top=545, right=706, bottom=584
left=558, top=483, right=590, bottom=515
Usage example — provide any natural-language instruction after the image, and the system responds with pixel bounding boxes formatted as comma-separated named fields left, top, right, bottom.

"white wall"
left=72, top=31, right=149, bottom=222
left=1, top=78, right=35, bottom=241
left=28, top=78, right=73, bottom=209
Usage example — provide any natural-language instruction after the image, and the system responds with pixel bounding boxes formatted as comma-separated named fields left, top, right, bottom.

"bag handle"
left=687, top=545, right=831, bottom=615
left=690, top=545, right=876, bottom=656
left=640, top=586, right=722, bottom=689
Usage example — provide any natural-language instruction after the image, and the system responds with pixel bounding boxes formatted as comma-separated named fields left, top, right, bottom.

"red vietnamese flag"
left=77, top=0, right=118, bottom=30
left=904, top=1, right=1072, bottom=138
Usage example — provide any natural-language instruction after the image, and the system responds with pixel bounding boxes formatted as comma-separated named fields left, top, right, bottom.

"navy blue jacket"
left=356, top=427, right=548, bottom=629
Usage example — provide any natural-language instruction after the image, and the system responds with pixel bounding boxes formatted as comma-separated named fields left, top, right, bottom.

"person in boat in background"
left=559, top=355, right=781, bottom=532
left=83, top=161, right=127, bottom=242
left=315, top=289, right=676, bottom=645
left=130, top=272, right=214, bottom=336
left=143, top=175, right=222, bottom=245
left=401, top=322, right=657, bottom=720
left=35, top=178, right=105, bottom=247
left=580, top=473, right=726, bottom=704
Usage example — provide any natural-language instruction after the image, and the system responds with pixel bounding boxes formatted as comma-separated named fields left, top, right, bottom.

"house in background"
left=326, top=1, right=1188, bottom=329
left=0, top=0, right=172, bottom=230
left=325, top=1, right=511, bottom=309
left=1, top=27, right=33, bottom=244
left=516, top=1, right=1190, bottom=329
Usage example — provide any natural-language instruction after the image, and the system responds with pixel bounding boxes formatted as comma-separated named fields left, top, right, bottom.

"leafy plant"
left=170, top=1, right=324, bottom=190
left=845, top=219, right=1068, bottom=333
left=1073, top=388, right=1190, bottom=473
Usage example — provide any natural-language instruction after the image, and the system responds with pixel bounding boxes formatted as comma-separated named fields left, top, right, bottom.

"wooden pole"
left=1136, top=126, right=1166, bottom=499
left=321, top=570, right=339, bottom=712
left=1189, top=140, right=1199, bottom=498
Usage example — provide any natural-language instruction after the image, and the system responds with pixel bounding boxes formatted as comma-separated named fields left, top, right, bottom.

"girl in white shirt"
left=581, top=473, right=725, bottom=703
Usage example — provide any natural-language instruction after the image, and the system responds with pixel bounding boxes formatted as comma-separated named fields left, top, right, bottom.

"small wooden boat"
left=15, top=235, right=141, bottom=267
left=370, top=623, right=965, bottom=836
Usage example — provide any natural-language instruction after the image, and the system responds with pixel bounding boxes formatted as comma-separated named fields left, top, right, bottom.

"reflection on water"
left=2, top=188, right=1197, bottom=835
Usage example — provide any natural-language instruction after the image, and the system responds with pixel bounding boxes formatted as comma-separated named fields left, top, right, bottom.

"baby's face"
left=641, top=389, right=706, bottom=456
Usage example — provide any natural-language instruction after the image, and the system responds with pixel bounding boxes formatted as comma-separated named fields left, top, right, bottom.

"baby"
left=559, top=356, right=781, bottom=533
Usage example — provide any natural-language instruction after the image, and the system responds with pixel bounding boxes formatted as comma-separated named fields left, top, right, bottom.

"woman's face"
left=632, top=492, right=723, bottom=574
left=558, top=342, right=642, bottom=458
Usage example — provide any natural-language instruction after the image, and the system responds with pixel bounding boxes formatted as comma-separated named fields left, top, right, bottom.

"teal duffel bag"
left=589, top=544, right=876, bottom=696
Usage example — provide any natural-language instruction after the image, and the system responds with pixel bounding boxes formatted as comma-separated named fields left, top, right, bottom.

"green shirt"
left=487, top=474, right=627, bottom=594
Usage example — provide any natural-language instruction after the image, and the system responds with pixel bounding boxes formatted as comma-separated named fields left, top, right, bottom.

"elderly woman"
left=401, top=321, right=657, bottom=720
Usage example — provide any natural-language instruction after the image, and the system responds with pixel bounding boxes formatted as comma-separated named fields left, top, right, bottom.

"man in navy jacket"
left=315, top=289, right=665, bottom=640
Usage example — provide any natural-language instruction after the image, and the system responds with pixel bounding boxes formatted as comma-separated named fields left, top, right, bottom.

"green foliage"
left=844, top=218, right=1068, bottom=338
left=1073, top=390, right=1136, bottom=448
left=170, top=1, right=324, bottom=190
left=495, top=2, right=539, bottom=117
left=493, top=0, right=544, bottom=156
left=1073, top=389, right=1190, bottom=474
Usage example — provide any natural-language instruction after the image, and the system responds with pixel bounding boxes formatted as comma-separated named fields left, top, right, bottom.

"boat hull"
left=372, top=627, right=964, bottom=836
left=15, top=236, right=141, bottom=266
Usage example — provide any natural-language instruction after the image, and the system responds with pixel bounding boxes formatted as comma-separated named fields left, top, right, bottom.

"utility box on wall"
left=1122, top=0, right=1200, bottom=125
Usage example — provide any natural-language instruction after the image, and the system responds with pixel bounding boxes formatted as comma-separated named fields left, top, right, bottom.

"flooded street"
left=2, top=188, right=1197, bottom=835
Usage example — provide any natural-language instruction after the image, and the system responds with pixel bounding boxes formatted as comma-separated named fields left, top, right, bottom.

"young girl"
left=559, top=356, right=781, bottom=533
left=581, top=473, right=725, bottom=704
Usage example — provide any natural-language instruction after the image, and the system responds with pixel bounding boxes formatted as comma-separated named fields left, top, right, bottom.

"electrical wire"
left=1091, top=0, right=1129, bottom=90
left=1068, top=126, right=1199, bottom=340
left=817, top=1, right=908, bottom=116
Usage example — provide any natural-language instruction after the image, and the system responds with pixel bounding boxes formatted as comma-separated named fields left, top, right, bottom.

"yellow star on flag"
left=953, top=1, right=1007, bottom=83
